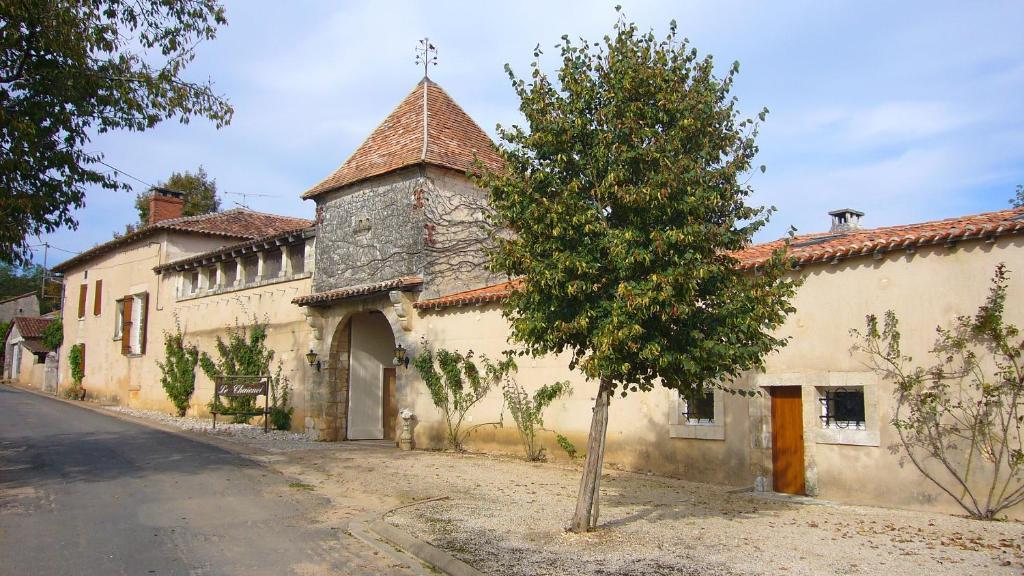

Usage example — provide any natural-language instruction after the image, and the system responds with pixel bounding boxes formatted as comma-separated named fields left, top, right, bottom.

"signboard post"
left=212, top=375, right=271, bottom=433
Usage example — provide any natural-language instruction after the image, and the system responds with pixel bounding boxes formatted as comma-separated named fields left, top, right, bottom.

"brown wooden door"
left=770, top=386, right=805, bottom=495
left=382, top=368, right=397, bottom=441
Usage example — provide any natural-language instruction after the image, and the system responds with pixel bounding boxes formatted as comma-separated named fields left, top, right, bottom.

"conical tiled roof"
left=303, top=79, right=504, bottom=199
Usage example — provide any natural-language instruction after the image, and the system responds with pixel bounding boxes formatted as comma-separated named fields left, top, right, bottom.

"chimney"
left=148, top=187, right=185, bottom=225
left=829, top=208, right=864, bottom=233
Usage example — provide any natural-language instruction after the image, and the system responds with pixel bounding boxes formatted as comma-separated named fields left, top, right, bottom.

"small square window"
left=682, top=390, right=715, bottom=424
left=819, top=387, right=865, bottom=430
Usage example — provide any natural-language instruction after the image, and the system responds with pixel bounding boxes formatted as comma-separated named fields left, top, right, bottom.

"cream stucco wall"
left=168, top=273, right=315, bottom=425
left=59, top=232, right=248, bottom=409
left=406, top=303, right=754, bottom=486
left=402, top=235, right=1024, bottom=518
left=755, top=235, right=1024, bottom=517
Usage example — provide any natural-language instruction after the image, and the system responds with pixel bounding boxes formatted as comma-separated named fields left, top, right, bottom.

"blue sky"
left=35, top=1, right=1024, bottom=266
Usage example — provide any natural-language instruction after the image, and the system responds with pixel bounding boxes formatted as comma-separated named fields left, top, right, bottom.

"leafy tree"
left=40, top=317, right=62, bottom=351
left=135, top=166, right=221, bottom=225
left=478, top=12, right=797, bottom=532
left=157, top=322, right=199, bottom=417
left=1012, top=185, right=1023, bottom=209
left=503, top=378, right=573, bottom=461
left=853, top=264, right=1024, bottom=519
left=0, top=1, right=233, bottom=266
left=412, top=346, right=514, bottom=451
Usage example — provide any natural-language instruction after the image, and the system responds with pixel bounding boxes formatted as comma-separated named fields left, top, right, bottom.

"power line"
left=95, top=159, right=157, bottom=189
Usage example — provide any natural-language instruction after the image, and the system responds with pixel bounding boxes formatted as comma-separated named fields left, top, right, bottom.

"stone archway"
left=325, top=310, right=398, bottom=441
left=324, top=317, right=352, bottom=441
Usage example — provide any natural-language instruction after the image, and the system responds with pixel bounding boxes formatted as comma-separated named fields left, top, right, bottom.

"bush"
left=503, top=378, right=572, bottom=461
left=853, top=264, right=1024, bottom=520
left=41, top=318, right=62, bottom=351
left=156, top=322, right=199, bottom=417
left=413, top=346, right=513, bottom=451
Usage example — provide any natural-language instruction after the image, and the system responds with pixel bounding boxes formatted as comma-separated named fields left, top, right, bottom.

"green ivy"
left=413, top=346, right=514, bottom=451
left=65, top=343, right=85, bottom=400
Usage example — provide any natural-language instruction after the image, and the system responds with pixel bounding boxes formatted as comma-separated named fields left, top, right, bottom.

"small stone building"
left=4, top=316, right=57, bottom=391
left=0, top=292, right=39, bottom=324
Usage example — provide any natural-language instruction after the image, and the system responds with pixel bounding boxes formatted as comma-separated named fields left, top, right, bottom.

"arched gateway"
left=327, top=311, right=399, bottom=440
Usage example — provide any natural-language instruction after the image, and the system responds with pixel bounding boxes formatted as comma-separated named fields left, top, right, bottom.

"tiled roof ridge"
left=415, top=206, right=1024, bottom=310
left=0, top=291, right=37, bottom=305
left=52, top=209, right=313, bottom=273
left=302, top=79, right=503, bottom=198
left=735, top=205, right=1024, bottom=271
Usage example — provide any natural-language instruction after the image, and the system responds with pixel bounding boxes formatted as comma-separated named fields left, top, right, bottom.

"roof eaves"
left=292, top=277, right=423, bottom=307
left=154, top=226, right=316, bottom=273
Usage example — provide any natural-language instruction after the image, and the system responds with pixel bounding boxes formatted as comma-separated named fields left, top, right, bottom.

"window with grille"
left=681, top=390, right=715, bottom=424
left=818, top=387, right=865, bottom=429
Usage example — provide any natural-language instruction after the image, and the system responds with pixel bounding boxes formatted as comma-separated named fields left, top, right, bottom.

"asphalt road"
left=0, top=386, right=390, bottom=576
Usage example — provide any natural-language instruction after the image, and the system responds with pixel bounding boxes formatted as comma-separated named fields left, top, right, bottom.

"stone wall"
left=313, top=167, right=427, bottom=293
left=311, top=165, right=502, bottom=299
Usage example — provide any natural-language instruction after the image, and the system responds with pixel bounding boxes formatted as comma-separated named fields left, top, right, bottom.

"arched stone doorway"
left=326, top=310, right=398, bottom=441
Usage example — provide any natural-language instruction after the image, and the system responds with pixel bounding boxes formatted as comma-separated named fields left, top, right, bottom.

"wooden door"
left=770, top=386, right=805, bottom=495
left=382, top=368, right=397, bottom=441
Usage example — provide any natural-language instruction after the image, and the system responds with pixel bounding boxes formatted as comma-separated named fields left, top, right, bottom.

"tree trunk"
left=569, top=379, right=612, bottom=533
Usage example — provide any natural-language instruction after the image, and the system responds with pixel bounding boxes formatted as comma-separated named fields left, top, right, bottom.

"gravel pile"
left=102, top=406, right=320, bottom=451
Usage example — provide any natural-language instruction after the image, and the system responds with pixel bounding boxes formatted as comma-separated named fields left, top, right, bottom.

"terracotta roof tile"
left=53, top=209, right=313, bottom=273
left=293, top=277, right=423, bottom=307
left=413, top=279, right=520, bottom=310
left=415, top=207, right=1024, bottom=310
left=734, top=206, right=1024, bottom=270
left=12, top=316, right=54, bottom=339
left=303, top=79, right=503, bottom=198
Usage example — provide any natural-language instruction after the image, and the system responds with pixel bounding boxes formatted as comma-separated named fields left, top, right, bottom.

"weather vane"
left=415, top=37, right=437, bottom=78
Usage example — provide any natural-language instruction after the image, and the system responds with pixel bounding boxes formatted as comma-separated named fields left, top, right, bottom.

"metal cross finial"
left=415, top=37, right=437, bottom=78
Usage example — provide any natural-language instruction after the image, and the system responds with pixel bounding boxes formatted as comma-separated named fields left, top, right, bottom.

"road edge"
left=2, top=383, right=488, bottom=576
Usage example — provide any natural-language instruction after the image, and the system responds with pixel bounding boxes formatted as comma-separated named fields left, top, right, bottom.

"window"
left=223, top=264, right=237, bottom=287
left=93, top=279, right=103, bottom=315
left=262, top=249, right=282, bottom=278
left=669, top=387, right=725, bottom=440
left=682, top=390, right=715, bottom=424
left=206, top=266, right=218, bottom=290
left=77, top=284, right=87, bottom=319
left=34, top=352, right=47, bottom=363
left=289, top=244, right=305, bottom=274
left=189, top=270, right=200, bottom=295
left=113, top=298, right=124, bottom=339
left=819, top=387, right=866, bottom=430
left=242, top=255, right=258, bottom=284
left=119, top=293, right=148, bottom=355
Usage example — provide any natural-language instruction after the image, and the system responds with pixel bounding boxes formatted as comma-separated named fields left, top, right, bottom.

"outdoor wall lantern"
left=305, top=349, right=321, bottom=372
left=393, top=344, right=410, bottom=368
